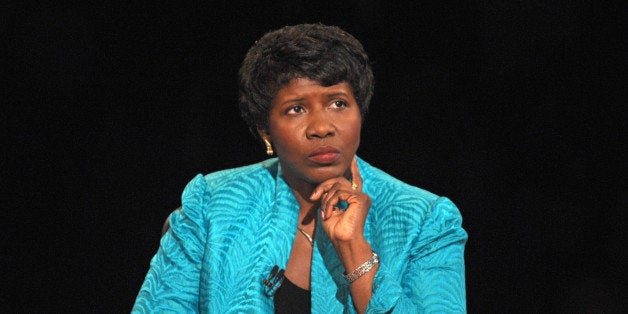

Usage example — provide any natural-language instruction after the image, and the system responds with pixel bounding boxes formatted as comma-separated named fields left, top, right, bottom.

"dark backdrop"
left=4, top=1, right=624, bottom=312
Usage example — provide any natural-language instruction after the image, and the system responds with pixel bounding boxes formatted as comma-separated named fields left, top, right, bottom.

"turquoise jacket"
left=133, top=158, right=467, bottom=313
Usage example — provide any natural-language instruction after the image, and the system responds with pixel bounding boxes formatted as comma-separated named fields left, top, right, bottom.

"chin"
left=305, top=164, right=349, bottom=184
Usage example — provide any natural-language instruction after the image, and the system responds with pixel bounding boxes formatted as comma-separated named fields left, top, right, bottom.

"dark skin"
left=258, top=78, right=377, bottom=313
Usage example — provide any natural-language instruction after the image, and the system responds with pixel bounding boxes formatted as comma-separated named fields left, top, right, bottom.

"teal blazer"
left=133, top=158, right=467, bottom=313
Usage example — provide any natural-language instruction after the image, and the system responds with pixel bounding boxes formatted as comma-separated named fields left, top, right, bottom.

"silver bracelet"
left=343, top=251, right=379, bottom=284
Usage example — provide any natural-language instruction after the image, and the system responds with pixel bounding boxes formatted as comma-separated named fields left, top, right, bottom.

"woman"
left=133, top=24, right=467, bottom=313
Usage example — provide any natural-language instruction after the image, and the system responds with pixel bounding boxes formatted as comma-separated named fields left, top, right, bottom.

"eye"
left=330, top=100, right=348, bottom=109
left=286, top=104, right=305, bottom=115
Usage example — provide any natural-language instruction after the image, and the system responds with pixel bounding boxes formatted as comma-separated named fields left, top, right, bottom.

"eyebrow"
left=326, top=92, right=349, bottom=98
left=278, top=97, right=305, bottom=106
left=278, top=92, right=350, bottom=107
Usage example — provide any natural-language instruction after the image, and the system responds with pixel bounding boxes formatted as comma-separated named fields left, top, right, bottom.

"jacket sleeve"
left=367, top=197, right=468, bottom=313
left=132, top=174, right=210, bottom=313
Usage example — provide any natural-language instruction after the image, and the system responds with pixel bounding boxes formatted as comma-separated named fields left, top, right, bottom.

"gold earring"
left=263, top=138, right=274, bottom=156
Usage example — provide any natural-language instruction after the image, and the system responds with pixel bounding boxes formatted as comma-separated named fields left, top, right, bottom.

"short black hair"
left=238, top=23, right=374, bottom=135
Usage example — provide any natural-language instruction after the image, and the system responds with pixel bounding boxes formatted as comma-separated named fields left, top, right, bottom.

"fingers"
left=350, top=156, right=363, bottom=191
left=309, top=180, right=335, bottom=201
left=312, top=179, right=354, bottom=220
left=308, top=177, right=352, bottom=206
left=320, top=183, right=356, bottom=214
left=318, top=182, right=345, bottom=220
left=310, top=157, right=362, bottom=201
left=308, top=156, right=367, bottom=220
left=318, top=183, right=366, bottom=221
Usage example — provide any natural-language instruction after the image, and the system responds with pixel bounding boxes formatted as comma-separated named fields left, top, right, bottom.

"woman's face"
left=262, top=78, right=362, bottom=187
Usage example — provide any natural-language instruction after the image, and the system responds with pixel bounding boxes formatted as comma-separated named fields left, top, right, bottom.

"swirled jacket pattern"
left=133, top=157, right=467, bottom=313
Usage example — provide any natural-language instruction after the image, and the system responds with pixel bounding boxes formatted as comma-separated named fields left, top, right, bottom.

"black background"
left=4, top=1, right=625, bottom=312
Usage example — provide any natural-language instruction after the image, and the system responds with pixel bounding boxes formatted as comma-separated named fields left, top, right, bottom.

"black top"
left=273, top=276, right=311, bottom=313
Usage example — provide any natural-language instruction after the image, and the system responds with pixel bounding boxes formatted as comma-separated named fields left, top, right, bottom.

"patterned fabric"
left=133, top=157, right=467, bottom=313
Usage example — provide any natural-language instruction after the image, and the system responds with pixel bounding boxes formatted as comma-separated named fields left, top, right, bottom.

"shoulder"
left=358, top=158, right=461, bottom=224
left=203, top=158, right=278, bottom=190
left=180, top=158, right=279, bottom=209
left=182, top=158, right=277, bottom=192
left=358, top=158, right=466, bottom=255
left=359, top=158, right=439, bottom=207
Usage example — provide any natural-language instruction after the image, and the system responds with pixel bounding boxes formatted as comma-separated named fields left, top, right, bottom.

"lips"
left=308, top=146, right=341, bottom=164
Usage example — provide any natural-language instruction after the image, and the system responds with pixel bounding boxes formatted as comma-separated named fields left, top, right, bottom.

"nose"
left=306, top=109, right=335, bottom=139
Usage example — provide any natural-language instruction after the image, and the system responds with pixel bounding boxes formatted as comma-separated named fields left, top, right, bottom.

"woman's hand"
left=310, top=157, right=376, bottom=313
left=309, top=157, right=372, bottom=246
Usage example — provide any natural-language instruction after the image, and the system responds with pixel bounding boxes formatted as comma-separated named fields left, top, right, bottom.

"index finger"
left=350, top=156, right=363, bottom=191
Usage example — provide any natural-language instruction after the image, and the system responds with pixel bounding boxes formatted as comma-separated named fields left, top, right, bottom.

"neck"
left=290, top=180, right=319, bottom=225
left=279, top=170, right=320, bottom=225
